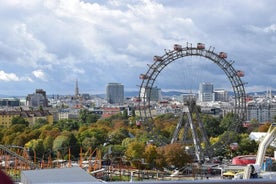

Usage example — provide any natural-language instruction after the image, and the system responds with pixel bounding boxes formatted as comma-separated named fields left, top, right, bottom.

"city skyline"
left=0, top=1, right=276, bottom=96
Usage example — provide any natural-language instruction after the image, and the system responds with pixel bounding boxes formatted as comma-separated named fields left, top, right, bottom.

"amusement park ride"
left=1, top=42, right=262, bottom=182
left=138, top=42, right=247, bottom=162
left=241, top=124, right=276, bottom=179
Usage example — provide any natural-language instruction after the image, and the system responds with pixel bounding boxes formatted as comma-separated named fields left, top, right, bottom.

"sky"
left=0, top=0, right=276, bottom=96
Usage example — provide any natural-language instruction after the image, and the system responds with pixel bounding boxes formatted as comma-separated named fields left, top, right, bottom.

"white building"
left=247, top=98, right=276, bottom=123
left=198, top=82, right=215, bottom=102
left=140, top=86, right=161, bottom=102
left=214, top=89, right=228, bottom=102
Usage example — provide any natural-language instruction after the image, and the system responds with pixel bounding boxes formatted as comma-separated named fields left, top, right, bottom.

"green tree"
left=32, top=118, right=48, bottom=129
left=79, top=109, right=89, bottom=123
left=274, top=115, right=276, bottom=123
left=54, top=119, right=79, bottom=131
left=110, top=144, right=125, bottom=158
left=12, top=134, right=28, bottom=146
left=82, top=137, right=98, bottom=151
left=237, top=133, right=258, bottom=155
left=52, top=135, right=68, bottom=153
left=52, top=133, right=80, bottom=158
left=108, top=128, right=129, bottom=145
left=78, top=128, right=108, bottom=151
left=122, top=109, right=128, bottom=119
left=144, top=144, right=157, bottom=168
left=125, top=141, right=145, bottom=168
left=219, top=112, right=236, bottom=131
left=11, top=116, right=29, bottom=126
left=79, top=109, right=101, bottom=124
left=25, top=139, right=45, bottom=159
left=86, top=113, right=101, bottom=124
left=202, top=114, right=222, bottom=137
left=5, top=124, right=26, bottom=135
left=43, top=135, right=55, bottom=154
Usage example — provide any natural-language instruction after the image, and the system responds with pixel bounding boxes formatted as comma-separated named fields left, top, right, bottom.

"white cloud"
left=0, top=71, right=20, bottom=81
left=0, top=70, right=32, bottom=82
left=264, top=24, right=276, bottom=33
left=32, top=70, right=47, bottom=81
left=0, top=0, right=275, bottom=95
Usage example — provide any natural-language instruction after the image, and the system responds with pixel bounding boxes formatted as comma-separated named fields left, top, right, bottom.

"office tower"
left=198, top=82, right=215, bottom=102
left=214, top=89, right=228, bottom=102
left=106, top=83, right=124, bottom=105
left=140, top=86, right=161, bottom=102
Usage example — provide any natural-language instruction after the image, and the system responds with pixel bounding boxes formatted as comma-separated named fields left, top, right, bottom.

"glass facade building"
left=106, top=83, right=124, bottom=105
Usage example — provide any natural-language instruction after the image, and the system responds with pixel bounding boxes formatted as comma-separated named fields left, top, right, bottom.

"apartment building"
left=247, top=98, right=276, bottom=123
left=0, top=110, right=53, bottom=127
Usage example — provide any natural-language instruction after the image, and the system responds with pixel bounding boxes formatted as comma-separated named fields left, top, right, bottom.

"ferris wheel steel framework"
left=138, top=42, right=246, bottom=132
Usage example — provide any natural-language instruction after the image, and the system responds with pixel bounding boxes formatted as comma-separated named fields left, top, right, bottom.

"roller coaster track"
left=0, top=144, right=39, bottom=169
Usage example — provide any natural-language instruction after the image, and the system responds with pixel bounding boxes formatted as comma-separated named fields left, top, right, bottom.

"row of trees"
left=0, top=109, right=273, bottom=170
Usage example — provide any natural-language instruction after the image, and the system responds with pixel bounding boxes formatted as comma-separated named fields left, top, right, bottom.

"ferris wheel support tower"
left=138, top=42, right=247, bottom=157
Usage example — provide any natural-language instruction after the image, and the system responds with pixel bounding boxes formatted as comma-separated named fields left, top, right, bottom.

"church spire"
left=75, top=79, right=79, bottom=98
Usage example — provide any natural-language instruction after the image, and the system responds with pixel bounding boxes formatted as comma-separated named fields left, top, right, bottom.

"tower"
left=75, top=79, right=79, bottom=98
left=106, top=83, right=124, bottom=105
left=198, top=82, right=215, bottom=102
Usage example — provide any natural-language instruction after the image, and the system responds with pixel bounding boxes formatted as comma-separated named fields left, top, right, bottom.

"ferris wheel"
left=138, top=42, right=247, bottom=154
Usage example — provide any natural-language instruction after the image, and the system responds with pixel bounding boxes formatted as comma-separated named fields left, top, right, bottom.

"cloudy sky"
left=0, top=0, right=275, bottom=96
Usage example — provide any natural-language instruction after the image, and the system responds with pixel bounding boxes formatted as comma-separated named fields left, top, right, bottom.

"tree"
left=79, top=109, right=100, bottom=124
left=274, top=115, right=276, bottom=123
left=52, top=135, right=68, bottom=153
left=237, top=133, right=258, bottom=155
left=82, top=137, right=98, bottom=151
left=43, top=135, right=55, bottom=155
left=25, top=139, right=45, bottom=159
left=124, top=141, right=145, bottom=168
left=144, top=144, right=157, bottom=168
left=201, top=114, right=222, bottom=137
left=108, top=128, right=129, bottom=145
left=86, top=113, right=101, bottom=124
left=219, top=112, right=236, bottom=131
left=32, top=118, right=48, bottom=129
left=54, top=119, right=79, bottom=131
left=12, top=134, right=28, bottom=147
left=258, top=122, right=271, bottom=132
left=109, top=144, right=125, bottom=158
left=52, top=133, right=80, bottom=158
left=79, top=109, right=89, bottom=123
left=78, top=128, right=108, bottom=151
left=157, top=143, right=192, bottom=169
left=11, top=116, right=29, bottom=126
left=122, top=109, right=128, bottom=119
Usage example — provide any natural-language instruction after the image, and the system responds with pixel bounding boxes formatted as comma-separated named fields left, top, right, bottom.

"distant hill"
left=124, top=90, right=189, bottom=97
left=1, top=90, right=275, bottom=99
left=122, top=90, right=276, bottom=98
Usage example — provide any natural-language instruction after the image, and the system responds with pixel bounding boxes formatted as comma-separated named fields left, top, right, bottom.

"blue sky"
left=0, top=0, right=275, bottom=96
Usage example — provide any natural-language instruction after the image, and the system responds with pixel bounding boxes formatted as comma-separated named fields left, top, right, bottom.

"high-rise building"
left=140, top=86, right=161, bottom=102
left=214, top=89, right=228, bottom=102
left=106, top=83, right=124, bottom=105
left=26, top=89, right=48, bottom=107
left=198, top=82, right=215, bottom=102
